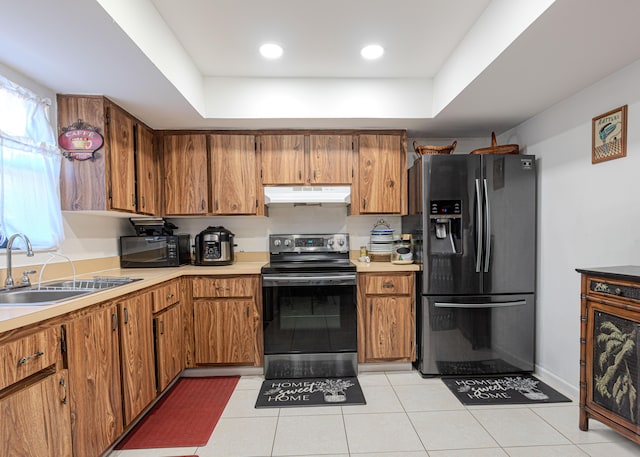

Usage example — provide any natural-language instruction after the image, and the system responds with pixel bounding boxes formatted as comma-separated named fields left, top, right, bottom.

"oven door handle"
left=262, top=274, right=357, bottom=286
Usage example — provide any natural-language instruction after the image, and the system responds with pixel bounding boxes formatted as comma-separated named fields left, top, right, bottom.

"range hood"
left=264, top=186, right=351, bottom=206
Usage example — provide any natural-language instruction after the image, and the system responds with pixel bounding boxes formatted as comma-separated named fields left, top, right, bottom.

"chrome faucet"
left=4, top=233, right=35, bottom=288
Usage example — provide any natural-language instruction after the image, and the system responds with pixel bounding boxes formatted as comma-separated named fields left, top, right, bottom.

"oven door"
left=262, top=272, right=357, bottom=378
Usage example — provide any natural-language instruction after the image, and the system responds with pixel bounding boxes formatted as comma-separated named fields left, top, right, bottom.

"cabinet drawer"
left=153, top=280, right=180, bottom=313
left=0, top=327, right=61, bottom=390
left=364, top=273, right=412, bottom=295
left=192, top=277, right=255, bottom=298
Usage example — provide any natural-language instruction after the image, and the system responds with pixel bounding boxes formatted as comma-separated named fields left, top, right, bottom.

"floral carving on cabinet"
left=593, top=311, right=639, bottom=425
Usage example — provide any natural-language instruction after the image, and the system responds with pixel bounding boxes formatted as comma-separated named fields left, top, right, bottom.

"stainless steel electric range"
left=261, top=233, right=357, bottom=379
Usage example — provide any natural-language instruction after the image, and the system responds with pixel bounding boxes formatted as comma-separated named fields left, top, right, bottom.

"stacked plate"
left=369, top=224, right=394, bottom=260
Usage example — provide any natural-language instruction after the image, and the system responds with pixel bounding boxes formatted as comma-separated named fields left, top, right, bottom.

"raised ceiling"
left=1, top=0, right=640, bottom=137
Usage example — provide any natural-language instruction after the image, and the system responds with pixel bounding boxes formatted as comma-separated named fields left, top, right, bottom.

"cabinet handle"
left=112, top=313, right=118, bottom=331
left=132, top=194, right=136, bottom=208
left=124, top=307, right=129, bottom=324
left=363, top=198, right=367, bottom=209
left=201, top=199, right=205, bottom=210
left=298, top=170, right=302, bottom=180
left=141, top=195, right=145, bottom=209
left=369, top=302, right=372, bottom=313
left=382, top=282, right=394, bottom=288
left=215, top=200, right=219, bottom=211
left=166, top=293, right=174, bottom=300
left=18, top=351, right=44, bottom=366
left=60, top=376, right=68, bottom=405
left=246, top=305, right=250, bottom=318
left=313, top=170, right=317, bottom=180
left=216, top=286, right=231, bottom=291
left=160, top=320, right=165, bottom=335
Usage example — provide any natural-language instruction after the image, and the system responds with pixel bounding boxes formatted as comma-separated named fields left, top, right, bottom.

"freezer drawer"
left=417, top=294, right=535, bottom=376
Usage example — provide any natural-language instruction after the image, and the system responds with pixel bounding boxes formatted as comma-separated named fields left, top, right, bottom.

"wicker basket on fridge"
left=413, top=140, right=457, bottom=156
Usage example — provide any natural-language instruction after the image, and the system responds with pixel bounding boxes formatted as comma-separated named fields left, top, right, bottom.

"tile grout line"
left=385, top=371, right=430, bottom=454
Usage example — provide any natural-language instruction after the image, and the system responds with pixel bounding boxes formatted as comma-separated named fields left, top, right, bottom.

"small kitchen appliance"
left=120, top=234, right=191, bottom=268
left=262, top=233, right=357, bottom=379
left=194, top=226, right=235, bottom=266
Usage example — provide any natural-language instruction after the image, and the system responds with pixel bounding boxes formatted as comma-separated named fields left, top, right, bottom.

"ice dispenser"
left=429, top=200, right=461, bottom=254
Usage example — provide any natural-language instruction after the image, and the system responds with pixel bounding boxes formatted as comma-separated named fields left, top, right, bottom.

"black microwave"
left=120, top=235, right=191, bottom=268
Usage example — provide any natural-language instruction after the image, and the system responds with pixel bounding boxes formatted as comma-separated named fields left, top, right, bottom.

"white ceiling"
left=1, top=0, right=640, bottom=137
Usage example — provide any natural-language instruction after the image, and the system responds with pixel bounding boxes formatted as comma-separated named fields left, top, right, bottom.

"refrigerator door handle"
left=475, top=178, right=483, bottom=272
left=434, top=300, right=527, bottom=308
left=483, top=178, right=491, bottom=273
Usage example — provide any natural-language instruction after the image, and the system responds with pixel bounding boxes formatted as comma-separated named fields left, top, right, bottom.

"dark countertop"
left=576, top=265, right=640, bottom=282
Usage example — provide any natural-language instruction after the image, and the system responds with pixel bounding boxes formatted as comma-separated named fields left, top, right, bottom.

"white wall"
left=502, top=58, right=640, bottom=395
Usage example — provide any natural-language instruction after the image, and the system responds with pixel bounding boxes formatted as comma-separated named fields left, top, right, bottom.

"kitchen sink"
left=39, top=277, right=142, bottom=290
left=0, top=277, right=143, bottom=306
left=0, top=289, right=94, bottom=306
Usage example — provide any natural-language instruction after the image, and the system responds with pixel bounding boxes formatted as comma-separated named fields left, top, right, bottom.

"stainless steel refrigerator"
left=402, top=154, right=536, bottom=376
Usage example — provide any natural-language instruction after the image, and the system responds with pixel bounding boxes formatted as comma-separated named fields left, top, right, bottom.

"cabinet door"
left=358, top=134, right=402, bottom=214
left=210, top=134, right=257, bottom=214
left=155, top=303, right=184, bottom=392
left=193, top=299, right=256, bottom=365
left=366, top=296, right=413, bottom=361
left=309, top=134, right=353, bottom=184
left=107, top=104, right=137, bottom=212
left=260, top=134, right=305, bottom=184
left=0, top=370, right=72, bottom=457
left=65, top=305, right=123, bottom=457
left=118, top=293, right=156, bottom=425
left=163, top=134, right=209, bottom=215
left=136, top=123, right=159, bottom=215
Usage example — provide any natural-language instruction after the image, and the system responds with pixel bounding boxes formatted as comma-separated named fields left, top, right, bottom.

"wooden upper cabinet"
left=356, top=134, right=405, bottom=214
left=260, top=134, right=305, bottom=184
left=136, top=123, right=159, bottom=215
left=210, top=134, right=260, bottom=215
left=309, top=135, right=353, bottom=185
left=58, top=95, right=111, bottom=211
left=57, top=94, right=160, bottom=215
left=163, top=134, right=209, bottom=215
left=106, top=103, right=136, bottom=212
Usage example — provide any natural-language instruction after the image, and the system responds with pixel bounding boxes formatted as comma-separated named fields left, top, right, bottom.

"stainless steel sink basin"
left=0, top=289, right=94, bottom=306
left=39, top=277, right=142, bottom=291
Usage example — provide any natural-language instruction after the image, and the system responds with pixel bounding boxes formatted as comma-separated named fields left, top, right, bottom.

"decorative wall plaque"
left=592, top=105, right=627, bottom=164
left=58, top=119, right=104, bottom=161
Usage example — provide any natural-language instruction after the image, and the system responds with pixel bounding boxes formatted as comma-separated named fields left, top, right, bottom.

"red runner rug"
left=115, top=376, right=239, bottom=449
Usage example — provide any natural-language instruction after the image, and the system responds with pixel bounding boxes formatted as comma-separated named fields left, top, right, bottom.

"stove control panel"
left=269, top=233, right=349, bottom=254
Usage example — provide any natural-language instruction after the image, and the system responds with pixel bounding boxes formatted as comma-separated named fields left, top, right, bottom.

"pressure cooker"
left=194, top=226, right=235, bottom=266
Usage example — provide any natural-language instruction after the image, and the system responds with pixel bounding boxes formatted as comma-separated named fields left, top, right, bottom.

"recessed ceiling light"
left=361, top=44, right=384, bottom=60
left=260, top=43, right=283, bottom=59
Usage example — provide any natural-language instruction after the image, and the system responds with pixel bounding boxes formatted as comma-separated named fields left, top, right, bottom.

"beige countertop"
left=0, top=260, right=419, bottom=334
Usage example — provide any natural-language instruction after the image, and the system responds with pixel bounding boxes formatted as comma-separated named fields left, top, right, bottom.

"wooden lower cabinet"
left=154, top=302, right=184, bottom=392
left=117, top=292, right=156, bottom=426
left=0, top=369, right=72, bottom=457
left=357, top=272, right=415, bottom=363
left=190, top=276, right=262, bottom=366
left=65, top=305, right=123, bottom=457
left=578, top=270, right=640, bottom=446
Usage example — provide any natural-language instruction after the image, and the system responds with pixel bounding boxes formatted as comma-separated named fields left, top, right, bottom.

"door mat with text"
left=255, top=377, right=366, bottom=408
left=442, top=374, right=572, bottom=406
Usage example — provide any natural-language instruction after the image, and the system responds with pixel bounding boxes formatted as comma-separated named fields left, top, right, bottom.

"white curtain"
left=0, top=74, right=64, bottom=249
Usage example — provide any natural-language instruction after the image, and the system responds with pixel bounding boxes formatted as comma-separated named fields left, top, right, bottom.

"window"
left=0, top=74, right=64, bottom=249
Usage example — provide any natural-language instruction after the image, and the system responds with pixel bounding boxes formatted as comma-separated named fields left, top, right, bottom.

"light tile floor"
left=108, top=371, right=640, bottom=457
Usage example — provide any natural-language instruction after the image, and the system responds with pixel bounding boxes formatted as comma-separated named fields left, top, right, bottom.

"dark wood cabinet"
left=578, top=267, right=640, bottom=446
